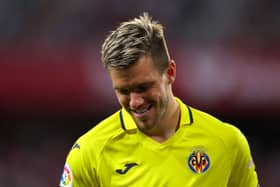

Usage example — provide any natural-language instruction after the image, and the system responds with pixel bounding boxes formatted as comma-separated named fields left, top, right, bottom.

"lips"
left=131, top=104, right=152, bottom=117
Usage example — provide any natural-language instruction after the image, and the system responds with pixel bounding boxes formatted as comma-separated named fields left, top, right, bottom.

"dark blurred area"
left=0, top=0, right=279, bottom=186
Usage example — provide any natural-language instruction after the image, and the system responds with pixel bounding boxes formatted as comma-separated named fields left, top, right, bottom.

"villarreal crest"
left=188, top=150, right=210, bottom=174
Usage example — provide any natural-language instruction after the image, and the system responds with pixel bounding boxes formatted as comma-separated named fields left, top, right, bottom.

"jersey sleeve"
left=227, top=126, right=259, bottom=187
left=59, top=142, right=99, bottom=187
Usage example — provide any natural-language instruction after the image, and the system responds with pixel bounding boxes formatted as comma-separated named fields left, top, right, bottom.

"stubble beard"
left=136, top=93, right=170, bottom=133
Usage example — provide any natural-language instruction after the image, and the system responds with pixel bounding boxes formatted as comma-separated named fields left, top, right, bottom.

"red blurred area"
left=0, top=45, right=118, bottom=117
left=1, top=44, right=280, bottom=118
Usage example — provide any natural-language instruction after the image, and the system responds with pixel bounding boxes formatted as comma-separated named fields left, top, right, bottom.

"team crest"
left=59, top=163, right=73, bottom=187
left=188, top=150, right=210, bottom=174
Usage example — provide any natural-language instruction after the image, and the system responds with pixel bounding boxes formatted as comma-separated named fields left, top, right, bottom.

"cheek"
left=151, top=84, right=165, bottom=97
left=116, top=93, right=129, bottom=107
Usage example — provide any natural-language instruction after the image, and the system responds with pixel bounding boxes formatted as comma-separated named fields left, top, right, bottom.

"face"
left=108, top=55, right=176, bottom=132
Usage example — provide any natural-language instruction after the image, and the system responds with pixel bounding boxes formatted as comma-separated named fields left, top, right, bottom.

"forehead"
left=109, top=55, right=161, bottom=88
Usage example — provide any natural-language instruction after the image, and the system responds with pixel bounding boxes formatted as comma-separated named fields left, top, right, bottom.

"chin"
left=140, top=122, right=157, bottom=132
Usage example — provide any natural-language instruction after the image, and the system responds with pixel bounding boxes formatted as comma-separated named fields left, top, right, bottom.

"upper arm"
left=227, top=127, right=259, bottom=187
left=59, top=142, right=99, bottom=187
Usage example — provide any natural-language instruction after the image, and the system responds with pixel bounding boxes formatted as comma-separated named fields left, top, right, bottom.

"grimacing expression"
left=109, top=55, right=176, bottom=132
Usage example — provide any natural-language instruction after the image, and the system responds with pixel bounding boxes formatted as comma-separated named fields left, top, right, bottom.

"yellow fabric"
left=59, top=97, right=259, bottom=187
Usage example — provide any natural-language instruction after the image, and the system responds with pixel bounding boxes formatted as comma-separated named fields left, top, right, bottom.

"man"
left=59, top=13, right=259, bottom=187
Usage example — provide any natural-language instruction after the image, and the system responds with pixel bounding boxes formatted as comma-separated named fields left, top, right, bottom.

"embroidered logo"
left=116, top=163, right=138, bottom=174
left=188, top=150, right=210, bottom=174
left=71, top=143, right=80, bottom=150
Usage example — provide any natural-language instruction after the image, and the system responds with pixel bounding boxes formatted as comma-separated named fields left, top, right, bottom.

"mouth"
left=131, top=104, right=153, bottom=117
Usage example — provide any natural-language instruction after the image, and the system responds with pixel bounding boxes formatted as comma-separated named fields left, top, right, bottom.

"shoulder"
left=66, top=110, right=123, bottom=165
left=189, top=107, right=248, bottom=150
left=60, top=110, right=124, bottom=186
left=76, top=110, right=123, bottom=154
left=188, top=107, right=258, bottom=186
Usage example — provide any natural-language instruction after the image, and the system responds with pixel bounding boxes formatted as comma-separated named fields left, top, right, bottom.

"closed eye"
left=134, top=84, right=150, bottom=93
left=115, top=81, right=155, bottom=95
left=116, top=88, right=130, bottom=95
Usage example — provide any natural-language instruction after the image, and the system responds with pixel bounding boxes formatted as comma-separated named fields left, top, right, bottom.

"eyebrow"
left=114, top=81, right=155, bottom=91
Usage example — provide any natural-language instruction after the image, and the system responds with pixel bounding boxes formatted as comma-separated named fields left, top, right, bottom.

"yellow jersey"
left=59, top=97, right=259, bottom=187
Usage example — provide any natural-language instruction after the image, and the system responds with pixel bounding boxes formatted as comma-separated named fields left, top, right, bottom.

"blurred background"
left=0, top=0, right=279, bottom=186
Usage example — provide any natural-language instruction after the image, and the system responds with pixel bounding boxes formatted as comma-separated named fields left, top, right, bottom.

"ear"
left=166, top=60, right=176, bottom=84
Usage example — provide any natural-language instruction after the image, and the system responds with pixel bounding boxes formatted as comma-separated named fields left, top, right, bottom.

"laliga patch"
left=188, top=150, right=210, bottom=174
left=60, top=163, right=73, bottom=187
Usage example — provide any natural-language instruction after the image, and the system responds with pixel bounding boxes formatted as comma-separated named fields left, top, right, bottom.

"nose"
left=129, top=92, right=144, bottom=109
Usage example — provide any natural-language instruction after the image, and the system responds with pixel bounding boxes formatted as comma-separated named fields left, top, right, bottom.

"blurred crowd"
left=1, top=0, right=280, bottom=187
left=0, top=0, right=280, bottom=45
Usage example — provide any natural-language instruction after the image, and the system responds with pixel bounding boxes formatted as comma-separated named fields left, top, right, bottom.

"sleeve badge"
left=59, top=163, right=73, bottom=187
